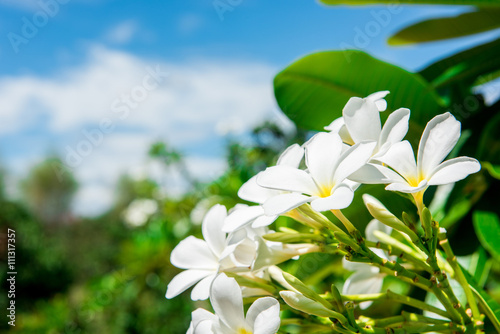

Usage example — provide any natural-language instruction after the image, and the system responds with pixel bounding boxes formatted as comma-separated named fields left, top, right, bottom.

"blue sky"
left=0, top=0, right=495, bottom=215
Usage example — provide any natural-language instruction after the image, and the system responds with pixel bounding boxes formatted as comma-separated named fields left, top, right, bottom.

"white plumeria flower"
left=166, top=204, right=252, bottom=300
left=223, top=221, right=320, bottom=272
left=253, top=230, right=321, bottom=271
left=342, top=219, right=392, bottom=310
left=223, top=144, right=304, bottom=232
left=325, top=91, right=410, bottom=161
left=372, top=112, right=481, bottom=196
left=187, top=273, right=281, bottom=334
left=257, top=132, right=375, bottom=214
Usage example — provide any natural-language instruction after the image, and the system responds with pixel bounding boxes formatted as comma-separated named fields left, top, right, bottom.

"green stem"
left=438, top=230, right=482, bottom=322
left=342, top=290, right=450, bottom=319
left=427, top=240, right=470, bottom=325
left=331, top=209, right=364, bottom=243
left=363, top=245, right=464, bottom=324
left=368, top=232, right=432, bottom=273
left=362, top=312, right=465, bottom=333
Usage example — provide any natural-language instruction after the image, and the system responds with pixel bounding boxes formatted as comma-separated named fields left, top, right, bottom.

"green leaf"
left=389, top=9, right=500, bottom=45
left=274, top=50, right=445, bottom=131
left=474, top=67, right=500, bottom=86
left=469, top=247, right=491, bottom=288
left=320, top=0, right=500, bottom=5
left=418, top=37, right=500, bottom=89
left=473, top=211, right=500, bottom=261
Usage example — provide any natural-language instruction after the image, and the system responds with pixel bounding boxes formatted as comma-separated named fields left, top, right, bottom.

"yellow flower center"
left=237, top=328, right=252, bottom=334
left=406, top=176, right=421, bottom=188
left=317, top=184, right=332, bottom=198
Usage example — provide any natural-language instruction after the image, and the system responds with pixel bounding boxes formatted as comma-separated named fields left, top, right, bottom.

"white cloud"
left=0, top=45, right=281, bottom=215
left=104, top=20, right=138, bottom=44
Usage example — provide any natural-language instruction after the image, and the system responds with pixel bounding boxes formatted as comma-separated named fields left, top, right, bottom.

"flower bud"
left=363, top=194, right=420, bottom=243
left=263, top=232, right=325, bottom=244
left=282, top=272, right=332, bottom=309
left=280, top=291, right=344, bottom=319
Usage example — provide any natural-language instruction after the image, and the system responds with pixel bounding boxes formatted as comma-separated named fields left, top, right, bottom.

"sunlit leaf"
left=473, top=211, right=500, bottom=261
left=274, top=50, right=445, bottom=131
left=419, top=37, right=500, bottom=89
left=389, top=9, right=500, bottom=45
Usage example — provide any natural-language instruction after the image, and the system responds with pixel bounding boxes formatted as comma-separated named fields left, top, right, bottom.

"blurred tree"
left=21, top=157, right=78, bottom=225
left=0, top=164, right=6, bottom=201
left=113, top=175, right=158, bottom=212
left=0, top=200, right=73, bottom=333
left=149, top=141, right=196, bottom=188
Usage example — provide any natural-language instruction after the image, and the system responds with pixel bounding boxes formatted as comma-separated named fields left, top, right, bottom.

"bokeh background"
left=0, top=1, right=499, bottom=333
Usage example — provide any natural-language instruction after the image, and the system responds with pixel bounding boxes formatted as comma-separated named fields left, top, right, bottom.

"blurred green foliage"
left=0, top=122, right=304, bottom=333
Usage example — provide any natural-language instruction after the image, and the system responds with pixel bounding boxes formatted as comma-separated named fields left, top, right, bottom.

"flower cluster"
left=166, top=91, right=481, bottom=333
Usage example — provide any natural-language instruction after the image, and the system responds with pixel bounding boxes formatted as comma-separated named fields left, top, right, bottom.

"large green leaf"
left=389, top=9, right=500, bottom=45
left=320, top=0, right=500, bottom=5
left=274, top=50, right=445, bottom=131
left=419, top=37, right=500, bottom=89
left=473, top=211, right=500, bottom=261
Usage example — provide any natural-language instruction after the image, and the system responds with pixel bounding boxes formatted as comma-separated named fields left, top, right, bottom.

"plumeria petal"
left=166, top=269, right=213, bottom=299
left=223, top=205, right=265, bottom=232
left=190, top=308, right=218, bottom=334
left=334, top=141, right=376, bottom=183
left=210, top=274, right=246, bottom=331
left=343, top=271, right=384, bottom=309
left=230, top=238, right=257, bottom=268
left=202, top=204, right=227, bottom=257
left=257, top=165, right=318, bottom=195
left=305, top=132, right=342, bottom=187
left=194, top=320, right=216, bottom=334
left=428, top=157, right=481, bottom=186
left=385, top=179, right=427, bottom=193
left=191, top=274, right=217, bottom=301
left=343, top=97, right=381, bottom=142
left=367, top=90, right=390, bottom=111
left=378, top=140, right=417, bottom=182
left=347, top=163, right=390, bottom=184
left=238, top=175, right=278, bottom=204
left=342, top=257, right=372, bottom=272
left=262, top=193, right=312, bottom=216
left=378, top=108, right=410, bottom=153
left=324, top=117, right=345, bottom=132
left=325, top=124, right=356, bottom=146
left=252, top=214, right=278, bottom=228
left=277, top=143, right=304, bottom=168
left=417, top=112, right=461, bottom=177
left=365, top=218, right=392, bottom=242
left=310, top=184, right=354, bottom=211
left=373, top=164, right=409, bottom=184
left=253, top=238, right=314, bottom=271
left=246, top=297, right=281, bottom=334
left=170, top=236, right=218, bottom=270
